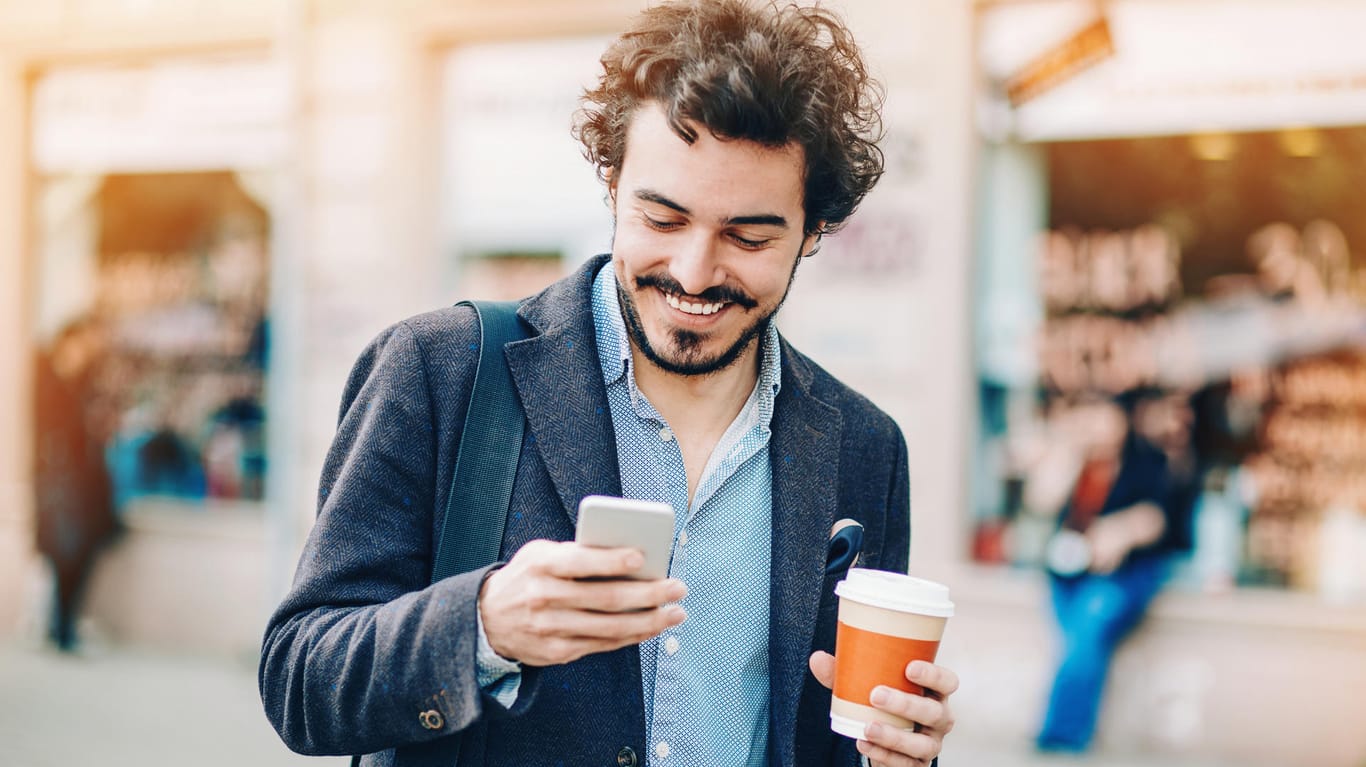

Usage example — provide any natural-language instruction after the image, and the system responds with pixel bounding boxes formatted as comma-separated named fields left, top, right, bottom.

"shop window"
left=974, top=128, right=1366, bottom=602
left=35, top=171, right=270, bottom=512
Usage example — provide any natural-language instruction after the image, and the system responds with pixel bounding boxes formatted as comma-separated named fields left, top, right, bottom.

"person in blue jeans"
left=1035, top=394, right=1192, bottom=753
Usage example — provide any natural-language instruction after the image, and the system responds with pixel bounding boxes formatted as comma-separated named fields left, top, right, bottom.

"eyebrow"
left=634, top=188, right=789, bottom=229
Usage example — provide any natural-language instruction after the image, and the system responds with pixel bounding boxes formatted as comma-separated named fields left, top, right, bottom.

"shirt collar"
left=590, top=261, right=782, bottom=422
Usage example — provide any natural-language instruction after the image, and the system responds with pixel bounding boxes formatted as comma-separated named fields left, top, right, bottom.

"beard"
left=615, top=255, right=801, bottom=377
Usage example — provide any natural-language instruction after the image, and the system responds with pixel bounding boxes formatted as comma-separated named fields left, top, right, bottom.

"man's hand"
left=809, top=651, right=958, bottom=766
left=479, top=539, right=687, bottom=666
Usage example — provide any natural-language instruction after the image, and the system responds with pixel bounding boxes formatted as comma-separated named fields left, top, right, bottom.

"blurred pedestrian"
left=1034, top=394, right=1186, bottom=753
left=32, top=317, right=120, bottom=652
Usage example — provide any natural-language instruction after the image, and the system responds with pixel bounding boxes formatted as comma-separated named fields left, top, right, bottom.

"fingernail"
left=625, top=551, right=644, bottom=569
left=865, top=722, right=883, bottom=739
left=668, top=580, right=688, bottom=599
left=666, top=605, right=686, bottom=622
left=870, top=687, right=889, bottom=706
left=907, top=660, right=926, bottom=677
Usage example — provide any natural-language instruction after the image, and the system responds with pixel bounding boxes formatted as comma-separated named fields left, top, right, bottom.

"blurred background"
left=2, top=1, right=1364, bottom=766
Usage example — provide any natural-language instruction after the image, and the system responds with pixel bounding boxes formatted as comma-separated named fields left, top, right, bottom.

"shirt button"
left=664, top=636, right=680, bottom=655
left=655, top=741, right=671, bottom=759
left=678, top=530, right=688, bottom=546
left=418, top=709, right=444, bottom=730
left=616, top=746, right=638, bottom=767
left=659, top=427, right=674, bottom=442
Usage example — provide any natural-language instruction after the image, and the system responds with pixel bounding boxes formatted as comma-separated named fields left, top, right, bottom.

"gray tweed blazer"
left=259, top=255, right=911, bottom=767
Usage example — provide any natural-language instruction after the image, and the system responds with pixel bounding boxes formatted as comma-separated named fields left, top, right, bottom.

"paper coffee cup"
left=830, top=568, right=954, bottom=741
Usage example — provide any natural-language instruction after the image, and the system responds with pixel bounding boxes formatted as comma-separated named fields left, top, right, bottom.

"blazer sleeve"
left=884, top=425, right=912, bottom=575
left=258, top=320, right=538, bottom=756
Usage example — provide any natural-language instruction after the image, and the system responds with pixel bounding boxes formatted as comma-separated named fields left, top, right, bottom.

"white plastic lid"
left=834, top=568, right=954, bottom=618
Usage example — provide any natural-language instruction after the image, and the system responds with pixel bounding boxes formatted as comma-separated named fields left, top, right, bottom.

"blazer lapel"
left=768, top=342, right=842, bottom=767
left=504, top=256, right=623, bottom=521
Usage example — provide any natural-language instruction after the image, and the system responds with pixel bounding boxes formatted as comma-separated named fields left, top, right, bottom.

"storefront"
left=969, top=1, right=1366, bottom=763
left=21, top=52, right=288, bottom=651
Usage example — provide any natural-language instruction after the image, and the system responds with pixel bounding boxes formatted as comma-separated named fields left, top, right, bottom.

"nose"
left=669, top=232, right=724, bottom=296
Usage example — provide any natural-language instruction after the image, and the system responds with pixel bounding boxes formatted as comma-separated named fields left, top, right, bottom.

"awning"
left=979, top=0, right=1366, bottom=141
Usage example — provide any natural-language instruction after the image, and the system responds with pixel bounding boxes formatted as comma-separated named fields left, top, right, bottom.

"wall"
left=0, top=54, right=32, bottom=634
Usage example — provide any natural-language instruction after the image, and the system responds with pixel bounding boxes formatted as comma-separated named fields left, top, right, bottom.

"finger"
left=556, top=577, right=687, bottom=613
left=855, top=735, right=921, bottom=767
left=535, top=604, right=686, bottom=642
left=864, top=720, right=940, bottom=763
left=868, top=686, right=945, bottom=734
left=546, top=624, right=688, bottom=665
left=536, top=541, right=647, bottom=580
left=808, top=651, right=835, bottom=689
left=906, top=660, right=960, bottom=700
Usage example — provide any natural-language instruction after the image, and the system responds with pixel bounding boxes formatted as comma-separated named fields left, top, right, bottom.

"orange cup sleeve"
left=833, top=622, right=941, bottom=705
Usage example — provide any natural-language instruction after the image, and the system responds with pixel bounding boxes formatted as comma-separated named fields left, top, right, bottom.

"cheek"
left=743, top=258, right=798, bottom=300
left=611, top=226, right=666, bottom=271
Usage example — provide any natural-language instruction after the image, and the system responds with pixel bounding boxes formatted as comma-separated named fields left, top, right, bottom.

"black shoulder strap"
left=353, top=304, right=525, bottom=767
left=431, top=300, right=529, bottom=584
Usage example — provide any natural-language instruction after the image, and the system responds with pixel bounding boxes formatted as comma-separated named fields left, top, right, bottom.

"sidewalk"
left=0, top=641, right=336, bottom=767
left=0, top=640, right=1244, bottom=767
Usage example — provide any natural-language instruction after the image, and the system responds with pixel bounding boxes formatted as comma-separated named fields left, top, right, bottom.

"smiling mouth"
left=663, top=292, right=729, bottom=316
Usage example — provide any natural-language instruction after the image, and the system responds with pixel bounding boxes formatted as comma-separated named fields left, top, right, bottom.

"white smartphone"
left=575, top=495, right=676, bottom=581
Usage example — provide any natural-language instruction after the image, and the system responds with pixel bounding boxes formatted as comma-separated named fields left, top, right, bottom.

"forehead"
left=616, top=102, right=805, bottom=216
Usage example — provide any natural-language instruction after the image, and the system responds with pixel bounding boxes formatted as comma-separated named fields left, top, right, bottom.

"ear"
left=801, top=224, right=826, bottom=258
left=605, top=167, right=618, bottom=206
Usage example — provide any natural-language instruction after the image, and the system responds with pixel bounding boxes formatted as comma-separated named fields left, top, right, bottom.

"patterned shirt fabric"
left=472, top=262, right=780, bottom=767
left=474, top=614, right=522, bottom=703
left=592, top=264, right=779, bottom=767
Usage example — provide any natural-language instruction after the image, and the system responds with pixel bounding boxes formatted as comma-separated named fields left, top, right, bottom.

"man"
left=260, top=2, right=957, bottom=765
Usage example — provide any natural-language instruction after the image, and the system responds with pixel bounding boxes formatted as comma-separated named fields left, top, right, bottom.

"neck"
left=631, top=339, right=762, bottom=440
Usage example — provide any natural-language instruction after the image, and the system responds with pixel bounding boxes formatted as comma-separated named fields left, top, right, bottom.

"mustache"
left=633, top=272, right=759, bottom=309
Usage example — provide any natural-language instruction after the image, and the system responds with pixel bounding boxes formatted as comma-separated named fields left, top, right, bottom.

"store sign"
left=980, top=0, right=1366, bottom=140
left=32, top=56, right=290, bottom=173
left=1005, top=16, right=1114, bottom=107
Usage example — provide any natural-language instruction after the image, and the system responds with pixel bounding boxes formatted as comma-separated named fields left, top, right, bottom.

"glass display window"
left=35, top=171, right=271, bottom=510
left=973, top=128, right=1366, bottom=603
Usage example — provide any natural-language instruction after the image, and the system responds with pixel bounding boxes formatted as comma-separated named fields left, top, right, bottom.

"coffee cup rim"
left=835, top=568, right=955, bottom=617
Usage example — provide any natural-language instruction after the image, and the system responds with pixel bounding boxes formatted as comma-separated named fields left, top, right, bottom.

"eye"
left=642, top=214, right=683, bottom=232
left=730, top=233, right=772, bottom=250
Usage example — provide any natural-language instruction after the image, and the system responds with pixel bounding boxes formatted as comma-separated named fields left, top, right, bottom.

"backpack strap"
left=351, top=301, right=526, bottom=767
left=432, top=300, right=529, bottom=584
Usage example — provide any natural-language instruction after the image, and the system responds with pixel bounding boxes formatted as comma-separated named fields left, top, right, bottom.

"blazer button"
left=419, top=709, right=444, bottom=730
left=615, top=746, right=638, bottom=767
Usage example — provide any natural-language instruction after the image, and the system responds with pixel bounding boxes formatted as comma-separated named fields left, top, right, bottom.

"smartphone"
left=575, top=495, right=676, bottom=581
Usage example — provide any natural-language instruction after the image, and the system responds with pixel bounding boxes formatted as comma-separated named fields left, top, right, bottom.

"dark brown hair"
left=574, top=0, right=884, bottom=237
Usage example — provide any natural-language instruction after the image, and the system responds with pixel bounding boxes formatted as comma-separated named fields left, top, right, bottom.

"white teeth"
left=664, top=293, right=725, bottom=316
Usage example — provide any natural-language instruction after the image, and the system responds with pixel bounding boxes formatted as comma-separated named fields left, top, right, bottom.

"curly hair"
left=573, top=0, right=884, bottom=237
